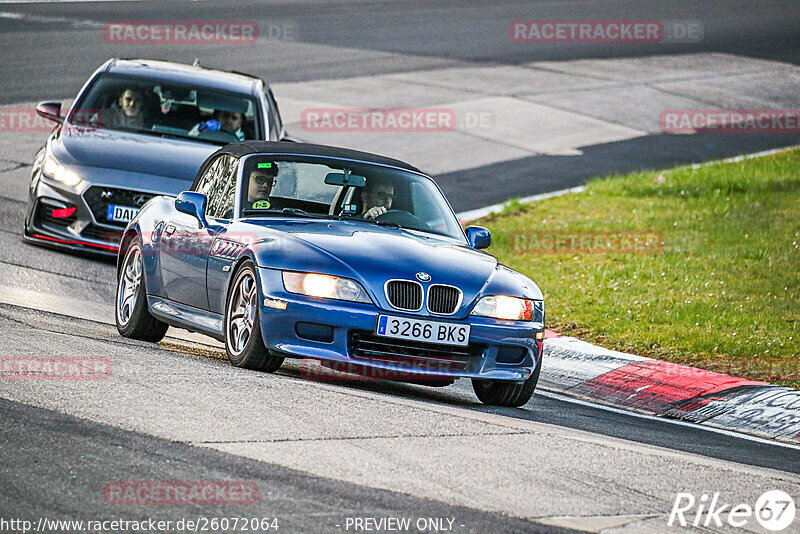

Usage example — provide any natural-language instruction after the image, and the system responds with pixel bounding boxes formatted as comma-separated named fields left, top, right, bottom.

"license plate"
left=376, top=315, right=470, bottom=347
left=106, top=204, right=139, bottom=223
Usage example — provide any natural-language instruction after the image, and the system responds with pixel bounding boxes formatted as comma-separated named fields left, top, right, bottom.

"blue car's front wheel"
left=224, top=260, right=284, bottom=372
left=116, top=241, right=168, bottom=342
left=471, top=357, right=540, bottom=407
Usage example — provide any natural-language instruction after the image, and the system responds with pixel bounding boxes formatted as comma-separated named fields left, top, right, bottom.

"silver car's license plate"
left=106, top=204, right=139, bottom=223
left=376, top=315, right=470, bottom=346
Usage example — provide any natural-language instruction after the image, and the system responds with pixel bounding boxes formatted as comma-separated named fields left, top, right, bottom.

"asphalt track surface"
left=0, top=398, right=566, bottom=534
left=1, top=1, right=800, bottom=532
left=2, top=1, right=800, bottom=210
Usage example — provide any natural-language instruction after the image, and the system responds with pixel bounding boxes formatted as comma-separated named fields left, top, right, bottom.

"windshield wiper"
left=372, top=220, right=401, bottom=228
left=241, top=208, right=331, bottom=220
left=280, top=208, right=330, bottom=219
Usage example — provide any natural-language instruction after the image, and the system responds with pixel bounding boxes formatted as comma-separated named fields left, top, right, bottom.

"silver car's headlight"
left=41, top=153, right=82, bottom=187
left=470, top=295, right=538, bottom=321
left=282, top=271, right=371, bottom=303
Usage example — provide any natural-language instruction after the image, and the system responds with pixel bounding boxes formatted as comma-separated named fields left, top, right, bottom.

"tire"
left=224, top=260, right=284, bottom=372
left=471, top=357, right=541, bottom=407
left=116, top=241, right=169, bottom=342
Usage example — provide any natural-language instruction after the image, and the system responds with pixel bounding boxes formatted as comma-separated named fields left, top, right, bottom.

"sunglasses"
left=368, top=191, right=394, bottom=201
left=252, top=176, right=277, bottom=185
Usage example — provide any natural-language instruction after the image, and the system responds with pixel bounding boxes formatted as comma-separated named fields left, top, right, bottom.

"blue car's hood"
left=244, top=218, right=542, bottom=315
left=51, top=126, right=217, bottom=181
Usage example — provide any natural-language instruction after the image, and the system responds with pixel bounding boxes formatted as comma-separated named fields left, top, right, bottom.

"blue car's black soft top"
left=190, top=141, right=424, bottom=190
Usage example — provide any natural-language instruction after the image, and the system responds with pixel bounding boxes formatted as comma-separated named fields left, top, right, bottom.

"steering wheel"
left=196, top=127, right=239, bottom=143
left=374, top=209, right=431, bottom=231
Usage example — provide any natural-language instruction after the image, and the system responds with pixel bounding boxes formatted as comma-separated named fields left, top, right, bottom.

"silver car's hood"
left=51, top=126, right=217, bottom=182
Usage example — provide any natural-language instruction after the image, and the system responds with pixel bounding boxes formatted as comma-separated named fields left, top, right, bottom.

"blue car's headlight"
left=282, top=271, right=371, bottom=303
left=470, top=295, right=540, bottom=321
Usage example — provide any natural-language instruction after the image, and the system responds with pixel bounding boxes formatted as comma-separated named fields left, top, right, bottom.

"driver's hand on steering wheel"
left=363, top=206, right=387, bottom=220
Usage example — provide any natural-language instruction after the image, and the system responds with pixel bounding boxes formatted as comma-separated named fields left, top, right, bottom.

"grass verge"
left=477, top=148, right=800, bottom=387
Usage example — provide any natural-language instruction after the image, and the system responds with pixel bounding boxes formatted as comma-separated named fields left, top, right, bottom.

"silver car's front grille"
left=427, top=284, right=462, bottom=315
left=81, top=224, right=123, bottom=244
left=83, top=186, right=157, bottom=228
left=385, top=280, right=423, bottom=311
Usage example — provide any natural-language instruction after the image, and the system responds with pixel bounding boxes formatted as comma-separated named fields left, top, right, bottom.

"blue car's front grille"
left=385, top=280, right=423, bottom=311
left=427, top=284, right=461, bottom=314
left=349, top=331, right=482, bottom=373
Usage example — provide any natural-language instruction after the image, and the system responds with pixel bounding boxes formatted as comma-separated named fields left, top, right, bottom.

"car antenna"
left=192, top=58, right=200, bottom=67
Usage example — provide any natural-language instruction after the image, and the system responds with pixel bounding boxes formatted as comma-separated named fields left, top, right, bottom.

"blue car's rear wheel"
left=471, top=357, right=540, bottom=407
left=225, top=260, right=284, bottom=372
left=116, top=241, right=168, bottom=342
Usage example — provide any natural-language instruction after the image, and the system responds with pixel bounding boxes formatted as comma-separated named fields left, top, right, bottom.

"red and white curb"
left=541, top=330, right=800, bottom=444
left=455, top=147, right=800, bottom=444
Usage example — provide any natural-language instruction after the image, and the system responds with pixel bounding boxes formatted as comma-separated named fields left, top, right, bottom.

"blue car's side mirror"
left=175, top=191, right=209, bottom=228
left=465, top=226, right=491, bottom=249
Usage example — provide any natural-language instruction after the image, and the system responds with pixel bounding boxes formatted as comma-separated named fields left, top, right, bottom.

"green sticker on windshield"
left=258, top=163, right=272, bottom=169
left=252, top=200, right=271, bottom=209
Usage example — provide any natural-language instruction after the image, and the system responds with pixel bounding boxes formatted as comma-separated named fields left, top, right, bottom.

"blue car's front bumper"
left=257, top=268, right=542, bottom=382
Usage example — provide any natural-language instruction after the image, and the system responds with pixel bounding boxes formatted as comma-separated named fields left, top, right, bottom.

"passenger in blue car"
left=190, top=109, right=246, bottom=141
left=246, top=162, right=278, bottom=209
left=360, top=177, right=394, bottom=220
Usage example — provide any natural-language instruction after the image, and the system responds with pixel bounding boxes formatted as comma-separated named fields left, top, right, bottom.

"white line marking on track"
left=456, top=185, right=585, bottom=221
left=537, top=389, right=800, bottom=451
left=0, top=10, right=102, bottom=26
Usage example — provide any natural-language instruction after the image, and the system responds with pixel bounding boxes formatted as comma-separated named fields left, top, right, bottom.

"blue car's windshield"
left=68, top=74, right=261, bottom=145
left=237, top=155, right=465, bottom=241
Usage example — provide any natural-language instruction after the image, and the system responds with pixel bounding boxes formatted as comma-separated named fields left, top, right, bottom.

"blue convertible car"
left=116, top=142, right=545, bottom=406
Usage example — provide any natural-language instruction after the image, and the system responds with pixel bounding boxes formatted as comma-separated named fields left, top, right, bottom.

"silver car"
left=24, top=58, right=293, bottom=256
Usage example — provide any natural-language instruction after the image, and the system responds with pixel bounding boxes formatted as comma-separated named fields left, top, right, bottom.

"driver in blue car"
left=360, top=177, right=394, bottom=220
left=247, top=162, right=278, bottom=209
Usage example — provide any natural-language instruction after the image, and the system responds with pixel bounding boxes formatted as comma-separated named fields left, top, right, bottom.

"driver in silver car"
left=360, top=177, right=394, bottom=220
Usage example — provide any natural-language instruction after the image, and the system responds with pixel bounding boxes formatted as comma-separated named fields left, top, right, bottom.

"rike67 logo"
left=669, top=490, right=796, bottom=531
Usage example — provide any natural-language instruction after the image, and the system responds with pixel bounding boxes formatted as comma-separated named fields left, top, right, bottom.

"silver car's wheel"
left=224, top=260, right=284, bottom=372
left=115, top=239, right=168, bottom=342
left=117, top=245, right=142, bottom=326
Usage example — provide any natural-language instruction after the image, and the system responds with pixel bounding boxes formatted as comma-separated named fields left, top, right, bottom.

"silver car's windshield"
left=235, top=155, right=465, bottom=241
left=69, top=74, right=261, bottom=145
